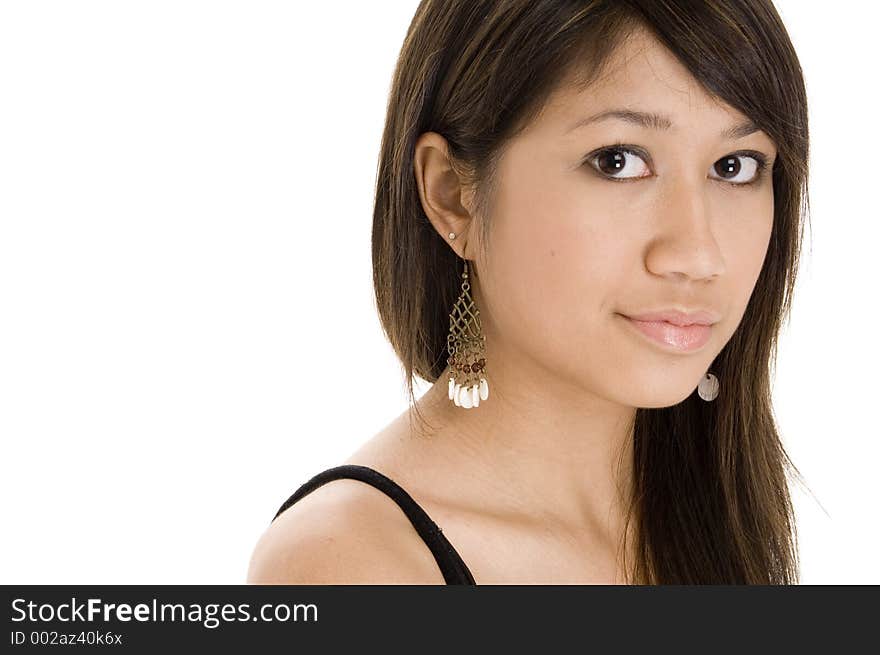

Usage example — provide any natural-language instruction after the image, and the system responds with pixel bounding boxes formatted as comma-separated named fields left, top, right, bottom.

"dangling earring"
left=446, top=257, right=489, bottom=408
left=697, top=371, right=719, bottom=401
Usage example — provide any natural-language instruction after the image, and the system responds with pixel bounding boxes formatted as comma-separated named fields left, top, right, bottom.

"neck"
left=415, top=352, right=637, bottom=550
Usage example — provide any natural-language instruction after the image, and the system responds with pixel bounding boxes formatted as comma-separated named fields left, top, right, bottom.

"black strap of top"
left=272, top=464, right=476, bottom=585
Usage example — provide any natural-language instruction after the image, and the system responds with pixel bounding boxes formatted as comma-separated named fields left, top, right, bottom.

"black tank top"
left=272, top=464, right=476, bottom=585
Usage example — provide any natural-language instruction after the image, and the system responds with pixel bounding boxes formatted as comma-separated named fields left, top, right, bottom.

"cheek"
left=718, top=193, right=774, bottom=303
left=697, top=191, right=775, bottom=349
left=482, top=170, right=634, bottom=367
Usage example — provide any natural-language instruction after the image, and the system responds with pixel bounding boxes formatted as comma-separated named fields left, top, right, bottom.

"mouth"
left=617, top=313, right=714, bottom=352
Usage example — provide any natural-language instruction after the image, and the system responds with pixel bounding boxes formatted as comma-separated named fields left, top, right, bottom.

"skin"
left=248, top=26, right=776, bottom=584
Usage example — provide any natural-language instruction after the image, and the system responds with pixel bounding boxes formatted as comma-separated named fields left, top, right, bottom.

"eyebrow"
left=564, top=108, right=762, bottom=140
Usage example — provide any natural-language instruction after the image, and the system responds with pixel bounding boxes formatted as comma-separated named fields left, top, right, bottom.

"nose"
left=643, top=178, right=726, bottom=283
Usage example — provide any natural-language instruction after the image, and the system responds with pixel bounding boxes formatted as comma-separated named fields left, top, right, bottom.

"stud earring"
left=446, top=259, right=489, bottom=408
left=697, top=371, right=719, bottom=401
left=448, top=232, right=456, bottom=240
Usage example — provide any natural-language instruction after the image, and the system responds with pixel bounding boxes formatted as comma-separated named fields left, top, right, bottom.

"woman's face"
left=471, top=28, right=776, bottom=408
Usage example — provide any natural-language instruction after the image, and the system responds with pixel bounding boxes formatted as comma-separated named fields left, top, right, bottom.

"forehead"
left=539, top=26, right=757, bottom=138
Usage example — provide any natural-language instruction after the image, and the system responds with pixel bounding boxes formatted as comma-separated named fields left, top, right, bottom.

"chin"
left=636, top=393, right=696, bottom=409
left=617, top=377, right=702, bottom=409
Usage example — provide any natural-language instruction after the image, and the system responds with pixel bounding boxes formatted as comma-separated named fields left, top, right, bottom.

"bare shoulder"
left=246, top=478, right=446, bottom=585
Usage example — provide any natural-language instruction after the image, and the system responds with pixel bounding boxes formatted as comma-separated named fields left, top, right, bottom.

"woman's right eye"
left=586, top=146, right=652, bottom=181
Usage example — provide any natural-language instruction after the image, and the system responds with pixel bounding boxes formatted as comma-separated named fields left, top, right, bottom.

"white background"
left=0, top=1, right=876, bottom=584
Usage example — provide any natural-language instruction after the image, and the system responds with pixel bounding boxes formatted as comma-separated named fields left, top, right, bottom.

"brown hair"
left=372, top=0, right=810, bottom=584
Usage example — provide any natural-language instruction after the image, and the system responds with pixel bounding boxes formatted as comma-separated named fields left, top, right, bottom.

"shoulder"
left=247, top=477, right=446, bottom=584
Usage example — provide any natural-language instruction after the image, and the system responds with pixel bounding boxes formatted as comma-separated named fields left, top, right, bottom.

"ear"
left=412, top=131, right=478, bottom=259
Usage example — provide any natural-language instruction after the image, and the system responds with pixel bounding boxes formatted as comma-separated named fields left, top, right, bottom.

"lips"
left=619, top=314, right=714, bottom=351
left=623, top=309, right=720, bottom=327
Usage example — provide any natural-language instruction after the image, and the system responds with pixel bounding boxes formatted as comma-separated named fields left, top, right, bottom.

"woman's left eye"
left=709, top=153, right=768, bottom=185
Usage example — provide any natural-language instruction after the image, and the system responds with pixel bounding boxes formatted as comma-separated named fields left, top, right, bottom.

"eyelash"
left=584, top=142, right=771, bottom=187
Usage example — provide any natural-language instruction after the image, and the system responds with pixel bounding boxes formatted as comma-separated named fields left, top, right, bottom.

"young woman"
left=248, top=0, right=809, bottom=585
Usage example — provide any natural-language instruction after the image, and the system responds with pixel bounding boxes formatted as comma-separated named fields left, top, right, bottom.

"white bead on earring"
left=697, top=372, right=719, bottom=401
left=449, top=232, right=456, bottom=240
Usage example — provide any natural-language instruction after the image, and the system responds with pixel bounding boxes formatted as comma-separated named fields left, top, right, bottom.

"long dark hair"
left=372, top=0, right=810, bottom=584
